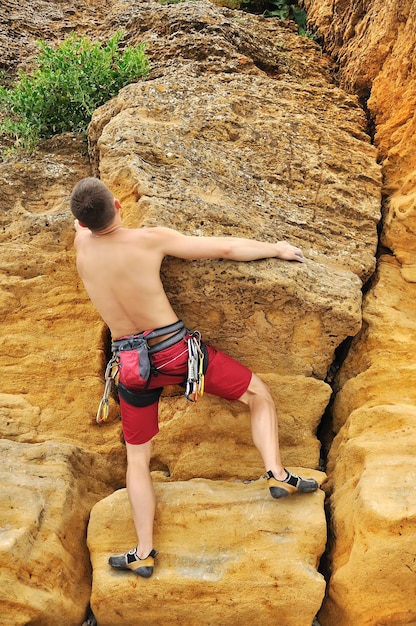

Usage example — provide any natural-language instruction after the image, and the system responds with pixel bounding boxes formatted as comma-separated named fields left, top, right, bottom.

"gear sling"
left=96, top=321, right=207, bottom=423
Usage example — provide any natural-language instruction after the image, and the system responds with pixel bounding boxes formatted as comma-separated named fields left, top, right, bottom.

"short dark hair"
left=70, top=177, right=115, bottom=230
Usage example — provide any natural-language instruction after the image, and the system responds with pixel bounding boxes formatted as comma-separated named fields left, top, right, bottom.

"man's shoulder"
left=133, top=225, right=180, bottom=242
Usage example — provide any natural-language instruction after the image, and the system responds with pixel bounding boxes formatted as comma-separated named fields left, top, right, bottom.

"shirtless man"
left=70, top=176, right=318, bottom=578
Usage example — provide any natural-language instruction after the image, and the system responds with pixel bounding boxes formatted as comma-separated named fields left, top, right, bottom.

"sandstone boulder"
left=319, top=404, right=416, bottom=626
left=332, top=256, right=416, bottom=433
left=88, top=473, right=326, bottom=626
left=153, top=374, right=331, bottom=480
left=0, top=439, right=113, bottom=626
left=85, top=48, right=381, bottom=477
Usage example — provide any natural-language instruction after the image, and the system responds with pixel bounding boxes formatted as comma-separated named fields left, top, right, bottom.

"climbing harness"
left=185, top=331, right=205, bottom=403
left=96, top=321, right=187, bottom=421
left=96, top=321, right=207, bottom=420
left=96, top=354, right=119, bottom=424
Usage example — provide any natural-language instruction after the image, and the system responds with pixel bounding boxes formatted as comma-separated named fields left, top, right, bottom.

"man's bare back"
left=74, top=226, right=180, bottom=339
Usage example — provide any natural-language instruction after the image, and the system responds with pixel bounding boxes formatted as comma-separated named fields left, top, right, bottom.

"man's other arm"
left=142, top=226, right=305, bottom=263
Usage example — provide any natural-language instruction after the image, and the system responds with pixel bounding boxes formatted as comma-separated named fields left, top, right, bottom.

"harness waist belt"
left=149, top=327, right=187, bottom=354
left=112, top=320, right=186, bottom=355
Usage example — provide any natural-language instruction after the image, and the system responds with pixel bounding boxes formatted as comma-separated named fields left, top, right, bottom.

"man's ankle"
left=267, top=468, right=288, bottom=481
left=136, top=546, right=154, bottom=560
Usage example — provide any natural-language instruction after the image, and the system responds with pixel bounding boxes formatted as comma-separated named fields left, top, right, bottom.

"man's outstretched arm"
left=142, top=226, right=305, bottom=263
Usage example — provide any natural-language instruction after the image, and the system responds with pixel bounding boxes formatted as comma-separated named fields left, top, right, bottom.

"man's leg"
left=125, top=440, right=156, bottom=558
left=238, top=373, right=318, bottom=496
left=238, top=373, right=287, bottom=481
left=108, top=439, right=158, bottom=576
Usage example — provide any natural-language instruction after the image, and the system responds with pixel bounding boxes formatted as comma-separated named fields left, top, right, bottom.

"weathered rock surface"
left=89, top=66, right=376, bottom=381
left=81, top=0, right=380, bottom=503
left=88, top=474, right=326, bottom=626
left=332, top=256, right=416, bottom=434
left=320, top=403, right=416, bottom=626
left=91, top=3, right=381, bottom=285
left=0, top=0, right=382, bottom=465
left=317, top=256, right=416, bottom=625
left=1, top=0, right=403, bottom=624
left=0, top=137, right=127, bottom=483
left=304, top=1, right=416, bottom=624
left=304, top=0, right=416, bottom=278
left=0, top=439, right=114, bottom=626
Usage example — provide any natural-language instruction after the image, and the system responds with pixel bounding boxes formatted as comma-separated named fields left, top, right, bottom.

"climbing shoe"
left=108, top=547, right=158, bottom=578
left=267, top=469, right=318, bottom=499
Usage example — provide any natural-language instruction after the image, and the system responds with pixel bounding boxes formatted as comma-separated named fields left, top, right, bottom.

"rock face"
left=0, top=0, right=382, bottom=462
left=4, top=0, right=414, bottom=623
left=304, top=0, right=416, bottom=279
left=84, top=4, right=380, bottom=502
left=318, top=255, right=416, bottom=626
left=304, top=1, right=416, bottom=624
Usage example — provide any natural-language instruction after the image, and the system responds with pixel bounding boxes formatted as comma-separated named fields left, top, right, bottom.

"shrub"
left=241, top=0, right=310, bottom=35
left=0, top=31, right=149, bottom=156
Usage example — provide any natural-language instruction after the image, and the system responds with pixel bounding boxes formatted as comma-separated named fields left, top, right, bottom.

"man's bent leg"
left=125, top=440, right=156, bottom=558
left=238, top=373, right=318, bottom=497
left=238, top=373, right=286, bottom=480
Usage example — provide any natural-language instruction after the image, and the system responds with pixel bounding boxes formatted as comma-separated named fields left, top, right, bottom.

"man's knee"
left=239, top=373, right=274, bottom=405
left=126, top=440, right=152, bottom=468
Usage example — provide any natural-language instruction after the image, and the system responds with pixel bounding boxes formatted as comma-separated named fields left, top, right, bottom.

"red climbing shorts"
left=118, top=334, right=252, bottom=446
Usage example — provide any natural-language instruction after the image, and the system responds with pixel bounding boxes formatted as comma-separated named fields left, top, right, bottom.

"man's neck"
left=93, top=222, right=123, bottom=237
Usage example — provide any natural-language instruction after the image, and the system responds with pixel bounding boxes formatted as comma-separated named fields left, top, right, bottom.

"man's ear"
left=78, top=220, right=88, bottom=228
left=114, top=199, right=122, bottom=210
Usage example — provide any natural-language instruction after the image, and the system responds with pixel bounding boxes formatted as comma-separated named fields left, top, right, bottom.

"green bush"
left=241, top=0, right=310, bottom=35
left=0, top=31, right=149, bottom=155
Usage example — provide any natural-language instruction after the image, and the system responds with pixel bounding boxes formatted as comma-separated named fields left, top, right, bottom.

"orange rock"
left=88, top=476, right=327, bottom=626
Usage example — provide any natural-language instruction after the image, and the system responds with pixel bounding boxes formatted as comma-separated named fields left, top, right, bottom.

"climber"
left=70, top=176, right=319, bottom=579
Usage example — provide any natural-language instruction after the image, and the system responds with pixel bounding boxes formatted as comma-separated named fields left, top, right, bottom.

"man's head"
left=70, top=177, right=116, bottom=231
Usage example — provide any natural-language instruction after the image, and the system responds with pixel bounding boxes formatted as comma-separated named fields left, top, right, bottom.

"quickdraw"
left=185, top=332, right=205, bottom=403
left=96, top=354, right=119, bottom=424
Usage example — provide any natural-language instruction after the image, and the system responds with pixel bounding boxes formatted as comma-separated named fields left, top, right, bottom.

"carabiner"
left=96, top=397, right=109, bottom=423
left=96, top=355, right=118, bottom=423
